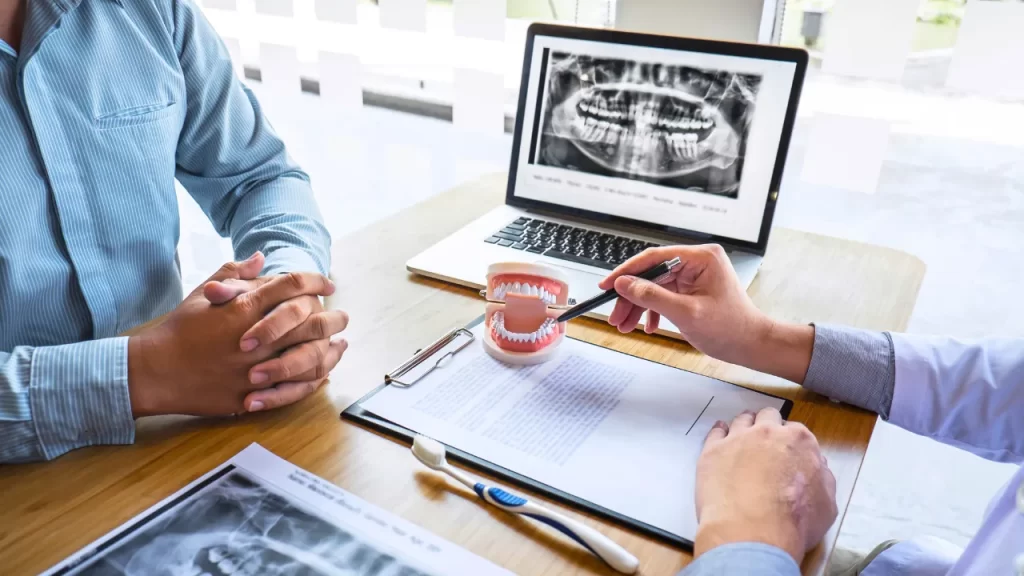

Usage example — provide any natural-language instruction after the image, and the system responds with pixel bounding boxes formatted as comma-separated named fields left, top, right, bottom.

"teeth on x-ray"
left=537, top=52, right=762, bottom=198
left=68, top=471, right=435, bottom=576
left=572, top=90, right=715, bottom=161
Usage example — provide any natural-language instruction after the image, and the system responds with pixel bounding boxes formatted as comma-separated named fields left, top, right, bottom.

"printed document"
left=362, top=323, right=788, bottom=541
left=44, top=443, right=512, bottom=576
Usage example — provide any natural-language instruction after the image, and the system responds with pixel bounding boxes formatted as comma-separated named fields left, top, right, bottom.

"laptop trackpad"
left=543, top=263, right=606, bottom=306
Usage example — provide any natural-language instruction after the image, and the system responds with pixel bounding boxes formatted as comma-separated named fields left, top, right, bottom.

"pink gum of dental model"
left=482, top=262, right=570, bottom=365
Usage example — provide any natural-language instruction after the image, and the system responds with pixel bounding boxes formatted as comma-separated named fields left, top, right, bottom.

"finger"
left=616, top=303, right=646, bottom=333
left=239, top=295, right=319, bottom=352
left=606, top=296, right=637, bottom=327
left=244, top=378, right=326, bottom=412
left=274, top=310, right=350, bottom=350
left=204, top=277, right=272, bottom=305
left=249, top=336, right=350, bottom=393
left=243, top=272, right=335, bottom=315
left=730, top=410, right=756, bottom=431
left=703, top=420, right=729, bottom=449
left=249, top=339, right=327, bottom=386
left=599, top=246, right=685, bottom=290
left=754, top=407, right=783, bottom=426
left=250, top=337, right=348, bottom=386
left=644, top=310, right=660, bottom=334
left=207, top=252, right=264, bottom=283
left=614, top=276, right=687, bottom=316
left=188, top=252, right=264, bottom=299
left=283, top=338, right=349, bottom=383
left=825, top=464, right=837, bottom=501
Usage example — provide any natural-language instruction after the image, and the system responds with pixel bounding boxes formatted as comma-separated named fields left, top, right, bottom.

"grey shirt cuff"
left=803, top=324, right=896, bottom=419
left=678, top=543, right=800, bottom=576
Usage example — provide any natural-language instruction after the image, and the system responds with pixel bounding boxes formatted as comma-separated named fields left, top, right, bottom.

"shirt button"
left=1017, top=480, right=1024, bottom=513
left=1016, top=552, right=1024, bottom=576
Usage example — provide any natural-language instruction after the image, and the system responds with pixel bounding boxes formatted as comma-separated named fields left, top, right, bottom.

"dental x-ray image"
left=66, top=470, right=433, bottom=576
left=535, top=51, right=762, bottom=198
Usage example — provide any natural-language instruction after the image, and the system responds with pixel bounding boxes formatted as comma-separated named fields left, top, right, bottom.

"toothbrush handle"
left=475, top=484, right=639, bottom=575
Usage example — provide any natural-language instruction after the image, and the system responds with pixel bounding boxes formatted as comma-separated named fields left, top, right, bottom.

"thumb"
left=205, top=251, right=264, bottom=283
left=614, top=275, right=686, bottom=315
left=204, top=278, right=255, bottom=305
left=196, top=252, right=264, bottom=302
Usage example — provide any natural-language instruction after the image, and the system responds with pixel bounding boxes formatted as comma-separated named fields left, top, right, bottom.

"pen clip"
left=650, top=257, right=682, bottom=285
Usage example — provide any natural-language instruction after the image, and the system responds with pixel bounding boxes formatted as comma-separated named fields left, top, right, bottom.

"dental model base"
left=483, top=262, right=570, bottom=365
left=411, top=435, right=640, bottom=574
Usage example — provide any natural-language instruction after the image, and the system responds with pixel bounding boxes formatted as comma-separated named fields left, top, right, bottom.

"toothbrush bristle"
left=411, top=435, right=447, bottom=469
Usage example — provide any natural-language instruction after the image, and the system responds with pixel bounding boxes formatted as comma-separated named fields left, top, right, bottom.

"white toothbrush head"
left=411, top=435, right=449, bottom=470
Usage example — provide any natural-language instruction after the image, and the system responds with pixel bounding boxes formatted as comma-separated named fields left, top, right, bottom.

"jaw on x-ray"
left=71, top=471, right=431, bottom=576
left=537, top=53, right=762, bottom=198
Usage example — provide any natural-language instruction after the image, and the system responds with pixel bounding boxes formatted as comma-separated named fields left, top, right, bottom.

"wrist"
left=127, top=335, right=164, bottom=418
left=744, top=316, right=815, bottom=384
left=695, top=515, right=804, bottom=566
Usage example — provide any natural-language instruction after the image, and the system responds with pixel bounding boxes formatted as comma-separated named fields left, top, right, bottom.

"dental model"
left=483, top=262, right=570, bottom=365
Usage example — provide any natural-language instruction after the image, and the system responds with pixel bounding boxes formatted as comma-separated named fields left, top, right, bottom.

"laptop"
left=408, top=23, right=807, bottom=338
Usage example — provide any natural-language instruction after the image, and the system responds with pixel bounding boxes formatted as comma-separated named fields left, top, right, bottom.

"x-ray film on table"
left=360, top=323, right=789, bottom=542
left=43, top=444, right=512, bottom=576
left=533, top=51, right=762, bottom=198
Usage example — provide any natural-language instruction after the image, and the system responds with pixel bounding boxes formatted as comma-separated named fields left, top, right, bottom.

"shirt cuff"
left=803, top=324, right=896, bottom=419
left=30, top=337, right=135, bottom=460
left=680, top=543, right=800, bottom=576
left=261, top=246, right=327, bottom=276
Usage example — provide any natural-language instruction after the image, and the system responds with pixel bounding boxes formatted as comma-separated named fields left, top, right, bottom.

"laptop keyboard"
left=484, top=217, right=660, bottom=270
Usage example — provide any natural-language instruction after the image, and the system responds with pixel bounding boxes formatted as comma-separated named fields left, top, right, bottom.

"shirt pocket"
left=95, top=101, right=178, bottom=130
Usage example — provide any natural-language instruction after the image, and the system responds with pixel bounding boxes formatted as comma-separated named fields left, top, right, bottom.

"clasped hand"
left=127, top=252, right=349, bottom=417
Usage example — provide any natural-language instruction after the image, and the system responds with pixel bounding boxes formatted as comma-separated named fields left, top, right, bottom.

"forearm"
left=680, top=543, right=801, bottom=576
left=751, top=320, right=1024, bottom=462
left=0, top=340, right=135, bottom=463
left=171, top=0, right=331, bottom=277
left=227, top=177, right=332, bottom=276
left=743, top=319, right=896, bottom=417
left=743, top=318, right=816, bottom=385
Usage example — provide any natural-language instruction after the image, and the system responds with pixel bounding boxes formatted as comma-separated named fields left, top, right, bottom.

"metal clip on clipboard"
left=384, top=327, right=476, bottom=388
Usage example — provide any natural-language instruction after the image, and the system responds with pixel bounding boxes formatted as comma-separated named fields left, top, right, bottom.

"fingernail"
left=240, top=338, right=259, bottom=352
left=250, top=372, right=268, bottom=384
left=245, top=252, right=260, bottom=262
left=618, top=276, right=637, bottom=289
left=249, top=401, right=265, bottom=412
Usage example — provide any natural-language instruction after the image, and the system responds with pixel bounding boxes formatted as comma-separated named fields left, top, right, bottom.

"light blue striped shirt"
left=0, top=0, right=330, bottom=463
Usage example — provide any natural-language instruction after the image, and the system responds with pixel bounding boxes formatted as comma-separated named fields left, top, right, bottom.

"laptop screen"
left=512, top=32, right=800, bottom=245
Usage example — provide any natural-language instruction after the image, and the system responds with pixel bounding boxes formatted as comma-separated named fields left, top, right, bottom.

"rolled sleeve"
left=803, top=323, right=896, bottom=419
left=261, top=245, right=327, bottom=276
left=680, top=543, right=800, bottom=576
left=1, top=338, right=134, bottom=462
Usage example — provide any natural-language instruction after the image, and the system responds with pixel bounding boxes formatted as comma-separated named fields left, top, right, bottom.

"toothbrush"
left=411, top=435, right=640, bottom=574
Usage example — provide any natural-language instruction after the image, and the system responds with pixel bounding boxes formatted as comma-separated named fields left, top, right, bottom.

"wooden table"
left=0, top=173, right=925, bottom=576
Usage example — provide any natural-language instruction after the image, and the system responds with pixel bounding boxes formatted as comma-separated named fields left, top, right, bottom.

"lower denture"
left=490, top=314, right=561, bottom=352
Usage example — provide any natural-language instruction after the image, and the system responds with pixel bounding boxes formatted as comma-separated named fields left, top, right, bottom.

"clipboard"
left=342, top=315, right=794, bottom=551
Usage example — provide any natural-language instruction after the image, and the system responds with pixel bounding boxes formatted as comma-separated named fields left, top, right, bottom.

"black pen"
left=557, top=257, right=682, bottom=323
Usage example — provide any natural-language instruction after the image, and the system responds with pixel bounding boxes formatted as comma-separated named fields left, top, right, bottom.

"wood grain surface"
left=0, top=173, right=926, bottom=576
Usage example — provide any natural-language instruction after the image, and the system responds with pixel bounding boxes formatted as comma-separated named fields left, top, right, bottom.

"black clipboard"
left=341, top=315, right=794, bottom=551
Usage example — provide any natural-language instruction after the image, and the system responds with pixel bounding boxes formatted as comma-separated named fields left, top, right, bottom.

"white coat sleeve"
left=802, top=325, right=1024, bottom=464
